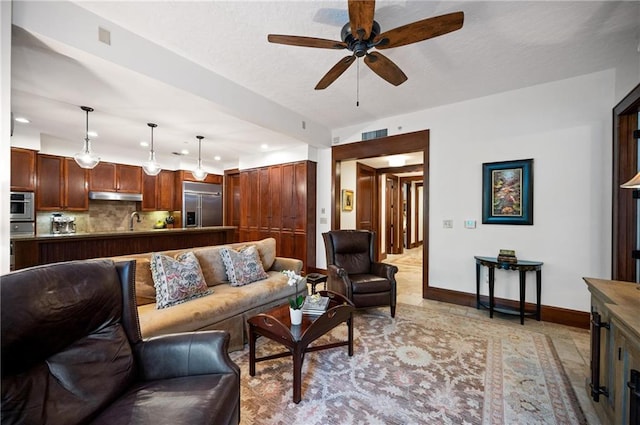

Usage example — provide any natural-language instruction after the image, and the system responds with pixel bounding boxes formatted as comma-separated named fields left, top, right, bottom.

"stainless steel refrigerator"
left=182, top=182, right=223, bottom=228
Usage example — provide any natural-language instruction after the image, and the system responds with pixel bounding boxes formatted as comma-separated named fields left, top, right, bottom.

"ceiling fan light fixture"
left=142, top=123, right=161, bottom=176
left=74, top=106, right=100, bottom=169
left=192, top=135, right=208, bottom=181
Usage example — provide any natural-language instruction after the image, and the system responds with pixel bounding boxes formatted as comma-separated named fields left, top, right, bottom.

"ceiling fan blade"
left=364, top=52, right=407, bottom=86
left=348, top=0, right=376, bottom=40
left=315, top=55, right=356, bottom=90
left=374, top=11, right=464, bottom=49
left=268, top=34, right=347, bottom=50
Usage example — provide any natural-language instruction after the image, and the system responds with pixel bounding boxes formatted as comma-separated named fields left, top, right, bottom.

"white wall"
left=323, top=70, right=616, bottom=313
left=339, top=160, right=357, bottom=229
left=1, top=1, right=11, bottom=274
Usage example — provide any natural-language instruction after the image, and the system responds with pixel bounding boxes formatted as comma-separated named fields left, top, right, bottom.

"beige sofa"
left=110, top=238, right=304, bottom=351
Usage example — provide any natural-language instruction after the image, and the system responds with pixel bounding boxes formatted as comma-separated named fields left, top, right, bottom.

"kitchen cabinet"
left=142, top=170, right=175, bottom=211
left=36, top=154, right=88, bottom=211
left=11, top=147, right=37, bottom=191
left=238, top=160, right=316, bottom=272
left=584, top=277, right=640, bottom=425
left=89, top=162, right=142, bottom=193
left=224, top=169, right=241, bottom=242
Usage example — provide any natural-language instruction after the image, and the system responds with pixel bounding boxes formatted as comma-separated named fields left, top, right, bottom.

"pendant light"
left=192, top=135, right=208, bottom=181
left=621, top=172, right=640, bottom=188
left=142, top=123, right=161, bottom=176
left=74, top=106, right=100, bottom=169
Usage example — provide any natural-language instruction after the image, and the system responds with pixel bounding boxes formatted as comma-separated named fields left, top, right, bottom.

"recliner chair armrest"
left=372, top=262, right=399, bottom=281
left=326, top=264, right=352, bottom=298
left=134, top=330, right=240, bottom=381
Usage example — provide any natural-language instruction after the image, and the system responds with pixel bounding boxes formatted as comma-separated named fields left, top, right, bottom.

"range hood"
left=89, top=191, right=143, bottom=202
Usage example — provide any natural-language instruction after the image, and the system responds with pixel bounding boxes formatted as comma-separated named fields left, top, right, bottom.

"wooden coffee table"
left=247, top=290, right=355, bottom=404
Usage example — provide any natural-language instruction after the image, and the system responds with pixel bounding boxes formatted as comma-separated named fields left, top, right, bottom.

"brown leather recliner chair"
left=323, top=230, right=398, bottom=317
left=1, top=259, right=240, bottom=425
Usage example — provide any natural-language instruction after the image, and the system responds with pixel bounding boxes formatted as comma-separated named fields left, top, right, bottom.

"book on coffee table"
left=302, top=295, right=330, bottom=315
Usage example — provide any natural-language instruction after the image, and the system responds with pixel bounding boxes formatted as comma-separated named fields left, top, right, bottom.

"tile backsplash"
left=36, top=201, right=180, bottom=235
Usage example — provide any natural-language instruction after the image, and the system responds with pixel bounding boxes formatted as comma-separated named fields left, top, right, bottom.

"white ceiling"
left=10, top=1, right=639, bottom=171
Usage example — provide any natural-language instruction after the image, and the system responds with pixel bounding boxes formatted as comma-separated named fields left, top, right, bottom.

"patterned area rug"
left=231, top=304, right=586, bottom=425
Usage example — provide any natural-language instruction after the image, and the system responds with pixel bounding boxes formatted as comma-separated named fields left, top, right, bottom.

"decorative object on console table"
left=482, top=158, right=533, bottom=225
left=342, top=189, right=354, bottom=212
left=497, top=249, right=517, bottom=263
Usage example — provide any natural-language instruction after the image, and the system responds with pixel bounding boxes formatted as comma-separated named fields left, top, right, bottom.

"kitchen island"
left=11, top=226, right=236, bottom=270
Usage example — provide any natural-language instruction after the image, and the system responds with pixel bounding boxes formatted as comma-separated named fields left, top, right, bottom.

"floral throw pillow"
left=220, top=245, right=269, bottom=287
left=151, top=251, right=211, bottom=309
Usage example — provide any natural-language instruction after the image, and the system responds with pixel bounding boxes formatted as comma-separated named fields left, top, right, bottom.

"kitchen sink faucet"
left=129, top=211, right=141, bottom=231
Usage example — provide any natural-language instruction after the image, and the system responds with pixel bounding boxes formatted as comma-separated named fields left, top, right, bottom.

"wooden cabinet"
left=238, top=160, right=316, bottom=272
left=224, top=170, right=241, bottom=242
left=36, top=154, right=88, bottom=211
left=89, top=162, right=142, bottom=193
left=584, top=278, right=640, bottom=425
left=142, top=170, right=175, bottom=211
left=11, top=147, right=37, bottom=191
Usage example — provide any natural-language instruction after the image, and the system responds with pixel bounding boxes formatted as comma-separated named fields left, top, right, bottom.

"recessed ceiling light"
left=14, top=117, right=30, bottom=123
left=140, top=141, right=149, bottom=147
left=87, top=131, right=98, bottom=138
left=180, top=149, right=189, bottom=155
left=261, top=144, right=268, bottom=150
left=214, top=155, right=221, bottom=161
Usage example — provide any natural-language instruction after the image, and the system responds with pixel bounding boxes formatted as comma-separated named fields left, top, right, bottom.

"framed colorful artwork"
left=342, top=189, right=354, bottom=211
left=482, top=159, right=533, bottom=225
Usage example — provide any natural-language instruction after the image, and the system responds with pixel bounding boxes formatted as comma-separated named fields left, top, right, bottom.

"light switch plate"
left=443, top=219, right=453, bottom=229
left=464, top=220, right=476, bottom=229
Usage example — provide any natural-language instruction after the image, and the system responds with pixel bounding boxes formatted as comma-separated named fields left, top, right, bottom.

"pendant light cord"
left=85, top=109, right=89, bottom=143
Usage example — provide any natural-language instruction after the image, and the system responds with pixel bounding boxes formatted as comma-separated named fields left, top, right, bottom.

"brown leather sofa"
left=323, top=230, right=398, bottom=317
left=1, top=259, right=240, bottom=425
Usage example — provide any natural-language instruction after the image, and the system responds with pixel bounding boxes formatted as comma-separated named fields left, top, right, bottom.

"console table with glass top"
left=474, top=256, right=543, bottom=325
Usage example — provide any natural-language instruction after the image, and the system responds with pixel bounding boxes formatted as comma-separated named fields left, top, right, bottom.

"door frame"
left=612, top=83, right=640, bottom=281
left=331, top=130, right=430, bottom=297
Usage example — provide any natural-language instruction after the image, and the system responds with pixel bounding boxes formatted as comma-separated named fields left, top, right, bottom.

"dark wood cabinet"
left=36, top=154, right=88, bottom=211
left=238, top=160, right=316, bottom=272
left=142, top=170, right=175, bottom=211
left=11, top=147, right=36, bottom=191
left=224, top=169, right=241, bottom=242
left=89, top=162, right=142, bottom=193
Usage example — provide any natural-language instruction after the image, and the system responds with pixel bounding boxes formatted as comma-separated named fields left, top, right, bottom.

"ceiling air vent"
left=362, top=129, right=388, bottom=141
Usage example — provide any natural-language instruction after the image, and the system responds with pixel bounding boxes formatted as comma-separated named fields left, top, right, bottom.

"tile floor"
left=384, top=246, right=602, bottom=425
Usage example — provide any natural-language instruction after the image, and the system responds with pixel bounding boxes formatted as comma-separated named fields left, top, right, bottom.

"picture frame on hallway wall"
left=482, top=158, right=533, bottom=225
left=342, top=189, right=354, bottom=212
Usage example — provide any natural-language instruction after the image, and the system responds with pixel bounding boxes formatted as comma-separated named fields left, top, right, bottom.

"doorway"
left=331, top=130, right=430, bottom=297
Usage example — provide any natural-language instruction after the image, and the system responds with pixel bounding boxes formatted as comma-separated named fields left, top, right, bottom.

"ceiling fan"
left=267, top=0, right=464, bottom=90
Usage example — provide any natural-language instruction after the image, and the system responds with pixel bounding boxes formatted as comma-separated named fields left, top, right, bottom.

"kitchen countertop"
left=11, top=226, right=236, bottom=241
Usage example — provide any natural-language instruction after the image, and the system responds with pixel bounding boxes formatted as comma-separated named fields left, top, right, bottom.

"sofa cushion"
left=250, top=237, right=276, bottom=271
left=192, top=245, right=232, bottom=286
left=137, top=271, right=298, bottom=338
left=151, top=252, right=211, bottom=309
left=220, top=245, right=269, bottom=287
